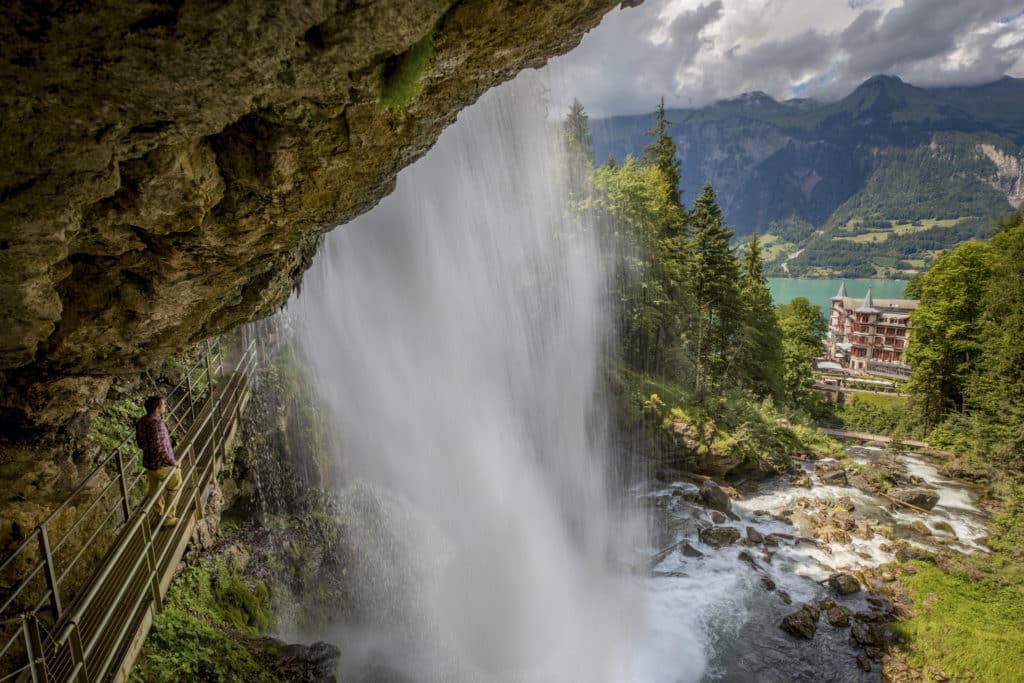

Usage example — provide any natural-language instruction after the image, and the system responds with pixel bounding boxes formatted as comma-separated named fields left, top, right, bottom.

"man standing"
left=136, top=396, right=181, bottom=528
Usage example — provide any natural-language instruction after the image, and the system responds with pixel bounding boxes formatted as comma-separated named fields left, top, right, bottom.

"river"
left=768, top=279, right=909, bottom=313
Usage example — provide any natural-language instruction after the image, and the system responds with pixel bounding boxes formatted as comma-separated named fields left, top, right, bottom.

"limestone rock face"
left=0, top=0, right=624, bottom=435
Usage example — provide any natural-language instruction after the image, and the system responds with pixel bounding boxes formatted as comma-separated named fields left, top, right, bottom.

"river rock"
left=888, top=487, right=940, bottom=510
left=710, top=510, right=727, bottom=524
left=780, top=603, right=820, bottom=639
left=699, top=525, right=741, bottom=548
left=745, top=526, right=764, bottom=544
left=828, top=573, right=861, bottom=595
left=856, top=652, right=872, bottom=672
left=909, top=520, right=932, bottom=536
left=815, top=461, right=848, bottom=486
left=680, top=543, right=704, bottom=558
left=760, top=575, right=776, bottom=591
left=826, top=605, right=851, bottom=627
left=932, top=520, right=956, bottom=536
left=699, top=480, right=733, bottom=514
left=789, top=474, right=813, bottom=488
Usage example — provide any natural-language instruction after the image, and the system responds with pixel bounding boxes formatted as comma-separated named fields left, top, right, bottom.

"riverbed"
left=637, top=445, right=987, bottom=682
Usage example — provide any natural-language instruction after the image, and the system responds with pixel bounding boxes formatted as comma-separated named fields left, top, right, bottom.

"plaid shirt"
left=136, top=414, right=177, bottom=469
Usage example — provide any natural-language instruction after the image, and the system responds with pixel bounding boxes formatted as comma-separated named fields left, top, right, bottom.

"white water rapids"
left=286, top=74, right=989, bottom=682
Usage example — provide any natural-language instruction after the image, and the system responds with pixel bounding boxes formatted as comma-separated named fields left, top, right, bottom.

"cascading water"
left=289, top=72, right=649, bottom=681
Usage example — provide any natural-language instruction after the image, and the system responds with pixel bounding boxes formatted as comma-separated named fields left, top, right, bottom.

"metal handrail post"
left=67, top=620, right=88, bottom=683
left=23, top=614, right=47, bottom=683
left=140, top=520, right=162, bottom=611
left=190, top=443, right=205, bottom=522
left=186, top=372, right=196, bottom=423
left=115, top=447, right=132, bottom=523
left=38, top=525, right=62, bottom=620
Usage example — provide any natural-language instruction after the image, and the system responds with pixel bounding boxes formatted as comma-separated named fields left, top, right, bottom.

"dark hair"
left=144, top=396, right=164, bottom=415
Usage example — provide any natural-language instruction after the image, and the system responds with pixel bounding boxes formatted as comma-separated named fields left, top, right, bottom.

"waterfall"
left=289, top=72, right=647, bottom=681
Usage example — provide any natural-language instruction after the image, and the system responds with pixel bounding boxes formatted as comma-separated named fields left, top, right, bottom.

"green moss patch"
left=379, top=30, right=435, bottom=110
left=891, top=561, right=1024, bottom=682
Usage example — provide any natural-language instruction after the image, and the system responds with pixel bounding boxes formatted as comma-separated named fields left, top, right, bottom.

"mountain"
left=589, top=75, right=1024, bottom=277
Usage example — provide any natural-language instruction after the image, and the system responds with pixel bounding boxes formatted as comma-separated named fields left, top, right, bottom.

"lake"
left=768, top=278, right=909, bottom=313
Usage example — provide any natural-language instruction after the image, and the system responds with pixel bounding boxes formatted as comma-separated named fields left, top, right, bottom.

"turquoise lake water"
left=768, top=278, right=909, bottom=313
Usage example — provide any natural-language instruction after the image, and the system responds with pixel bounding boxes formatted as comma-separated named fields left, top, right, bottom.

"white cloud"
left=547, top=0, right=1024, bottom=117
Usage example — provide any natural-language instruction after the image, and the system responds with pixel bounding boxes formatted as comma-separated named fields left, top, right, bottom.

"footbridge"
left=1, top=330, right=264, bottom=682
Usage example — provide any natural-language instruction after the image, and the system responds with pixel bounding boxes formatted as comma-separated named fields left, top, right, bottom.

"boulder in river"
left=789, top=474, right=812, bottom=488
left=780, top=603, right=820, bottom=639
left=815, top=461, right=848, bottom=486
left=699, top=480, right=733, bottom=514
left=699, top=525, right=741, bottom=548
left=710, top=510, right=727, bottom=524
left=680, top=543, right=704, bottom=558
left=745, top=526, right=764, bottom=544
left=828, top=573, right=861, bottom=595
left=887, top=487, right=940, bottom=510
left=826, top=605, right=851, bottom=627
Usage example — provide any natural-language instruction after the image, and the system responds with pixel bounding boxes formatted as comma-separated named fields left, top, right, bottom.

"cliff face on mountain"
left=0, top=0, right=624, bottom=441
left=591, top=75, right=1024, bottom=237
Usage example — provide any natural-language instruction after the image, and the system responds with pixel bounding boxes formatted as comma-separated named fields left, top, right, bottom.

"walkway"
left=820, top=428, right=951, bottom=456
left=1, top=332, right=261, bottom=682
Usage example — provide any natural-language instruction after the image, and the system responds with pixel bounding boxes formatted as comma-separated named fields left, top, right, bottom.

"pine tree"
left=687, top=183, right=741, bottom=397
left=734, top=234, right=784, bottom=398
left=643, top=97, right=682, bottom=207
left=562, top=99, right=594, bottom=200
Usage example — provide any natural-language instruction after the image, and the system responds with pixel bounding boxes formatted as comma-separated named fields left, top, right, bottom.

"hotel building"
left=826, top=283, right=919, bottom=377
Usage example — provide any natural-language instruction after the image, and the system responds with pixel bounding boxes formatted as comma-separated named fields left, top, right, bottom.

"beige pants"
left=146, top=465, right=182, bottom=523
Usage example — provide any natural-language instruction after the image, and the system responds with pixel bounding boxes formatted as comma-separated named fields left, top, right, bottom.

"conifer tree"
left=735, top=234, right=784, bottom=398
left=687, top=183, right=740, bottom=397
left=562, top=99, right=594, bottom=200
left=643, top=97, right=682, bottom=207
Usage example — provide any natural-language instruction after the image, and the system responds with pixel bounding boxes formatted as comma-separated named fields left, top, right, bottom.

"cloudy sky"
left=547, top=0, right=1024, bottom=117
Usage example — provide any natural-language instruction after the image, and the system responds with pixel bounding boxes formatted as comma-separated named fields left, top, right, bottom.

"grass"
left=379, top=29, right=435, bottom=110
left=890, top=561, right=1024, bottom=682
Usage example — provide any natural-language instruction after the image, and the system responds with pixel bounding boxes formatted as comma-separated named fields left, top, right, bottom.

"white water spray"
left=290, top=73, right=644, bottom=681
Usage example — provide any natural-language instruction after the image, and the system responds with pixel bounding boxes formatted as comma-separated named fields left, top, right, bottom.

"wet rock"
left=932, top=520, right=956, bottom=536
left=699, top=525, right=741, bottom=548
left=759, top=575, right=776, bottom=591
left=699, top=480, right=733, bottom=514
left=826, top=605, right=851, bottom=627
left=671, top=488, right=685, bottom=497
left=815, top=461, right=848, bottom=486
left=909, top=520, right=931, bottom=536
left=850, top=620, right=887, bottom=648
left=710, top=510, right=727, bottom=524
left=894, top=544, right=936, bottom=564
left=777, top=590, right=793, bottom=605
left=745, top=526, right=764, bottom=544
left=267, top=640, right=341, bottom=683
left=680, top=543, right=704, bottom=558
left=780, top=603, right=820, bottom=639
left=880, top=571, right=897, bottom=583
left=828, top=573, right=861, bottom=595
left=789, top=474, right=813, bottom=488
left=856, top=652, right=872, bottom=672
left=888, top=487, right=940, bottom=510
left=881, top=653, right=919, bottom=682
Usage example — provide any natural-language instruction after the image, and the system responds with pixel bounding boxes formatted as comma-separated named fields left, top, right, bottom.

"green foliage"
left=905, top=240, right=993, bottom=429
left=87, top=397, right=144, bottom=453
left=833, top=394, right=911, bottom=436
left=132, top=558, right=272, bottom=682
left=563, top=99, right=594, bottom=200
left=379, top=30, right=435, bottom=110
left=775, top=296, right=826, bottom=410
left=642, top=97, right=682, bottom=207
left=890, top=561, right=1024, bottom=682
left=131, top=607, right=271, bottom=683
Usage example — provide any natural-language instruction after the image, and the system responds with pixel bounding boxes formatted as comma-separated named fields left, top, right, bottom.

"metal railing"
left=0, top=328, right=262, bottom=682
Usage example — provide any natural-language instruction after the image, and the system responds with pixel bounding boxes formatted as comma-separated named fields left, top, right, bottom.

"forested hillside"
left=590, top=75, right=1024, bottom=278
